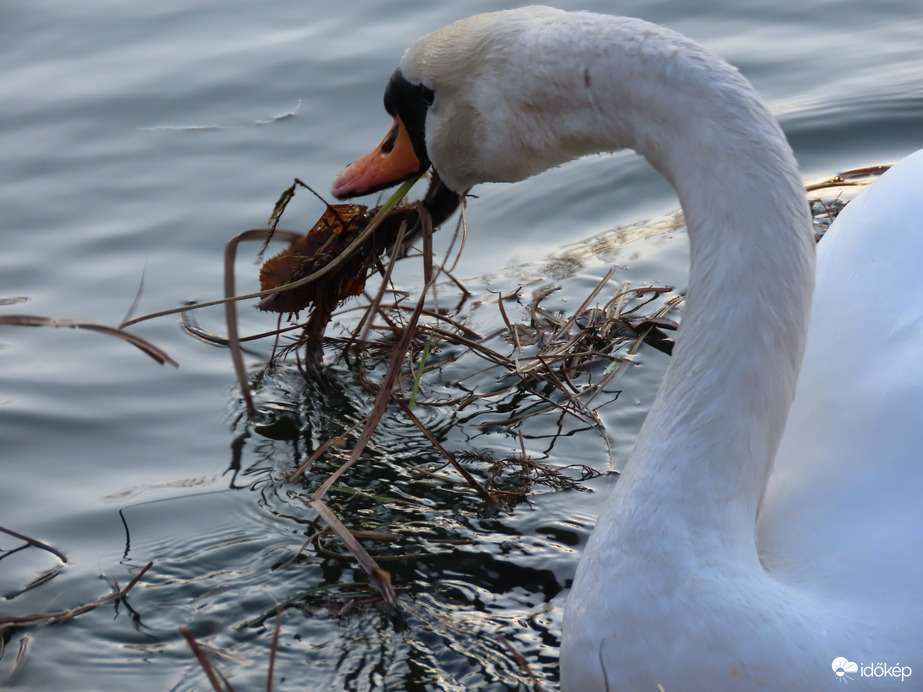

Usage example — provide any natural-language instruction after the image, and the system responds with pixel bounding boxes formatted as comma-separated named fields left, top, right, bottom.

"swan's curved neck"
left=426, top=9, right=816, bottom=550
left=567, top=18, right=817, bottom=549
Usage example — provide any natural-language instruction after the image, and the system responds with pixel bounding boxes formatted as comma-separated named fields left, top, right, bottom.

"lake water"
left=1, top=2, right=921, bottom=690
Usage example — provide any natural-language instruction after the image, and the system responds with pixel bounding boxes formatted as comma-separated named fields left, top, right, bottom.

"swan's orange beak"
left=332, top=115, right=425, bottom=199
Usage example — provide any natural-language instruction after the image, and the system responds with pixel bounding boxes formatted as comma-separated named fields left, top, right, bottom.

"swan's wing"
left=759, top=150, right=923, bottom=610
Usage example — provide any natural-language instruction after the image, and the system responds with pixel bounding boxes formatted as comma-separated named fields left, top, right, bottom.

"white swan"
left=332, top=7, right=923, bottom=690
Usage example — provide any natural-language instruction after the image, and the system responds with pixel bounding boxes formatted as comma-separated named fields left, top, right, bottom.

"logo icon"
left=833, top=657, right=859, bottom=683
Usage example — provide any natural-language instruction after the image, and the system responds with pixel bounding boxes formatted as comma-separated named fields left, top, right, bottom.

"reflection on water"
left=115, top=364, right=589, bottom=691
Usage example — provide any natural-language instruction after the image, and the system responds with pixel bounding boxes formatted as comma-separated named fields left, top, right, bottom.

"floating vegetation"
left=0, top=530, right=152, bottom=690
left=807, top=164, right=891, bottom=242
left=203, top=185, right=688, bottom=651
left=0, top=314, right=178, bottom=366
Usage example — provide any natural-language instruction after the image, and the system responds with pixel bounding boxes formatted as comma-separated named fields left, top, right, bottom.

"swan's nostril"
left=380, top=125, right=399, bottom=154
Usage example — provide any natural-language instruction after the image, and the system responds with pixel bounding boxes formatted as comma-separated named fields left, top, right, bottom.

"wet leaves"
left=257, top=204, right=376, bottom=315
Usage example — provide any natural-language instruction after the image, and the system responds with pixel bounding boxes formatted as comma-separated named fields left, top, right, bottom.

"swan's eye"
left=419, top=85, right=435, bottom=107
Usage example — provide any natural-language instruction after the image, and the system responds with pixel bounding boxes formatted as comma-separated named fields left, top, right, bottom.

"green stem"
left=408, top=336, right=432, bottom=410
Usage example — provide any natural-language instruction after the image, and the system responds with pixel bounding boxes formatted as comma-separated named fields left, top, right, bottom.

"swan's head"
left=332, top=7, right=600, bottom=203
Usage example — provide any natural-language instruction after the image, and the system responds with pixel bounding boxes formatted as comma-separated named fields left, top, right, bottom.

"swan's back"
left=760, top=151, right=923, bottom=632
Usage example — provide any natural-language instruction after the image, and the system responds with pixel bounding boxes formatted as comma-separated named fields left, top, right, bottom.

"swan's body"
left=333, top=7, right=923, bottom=690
